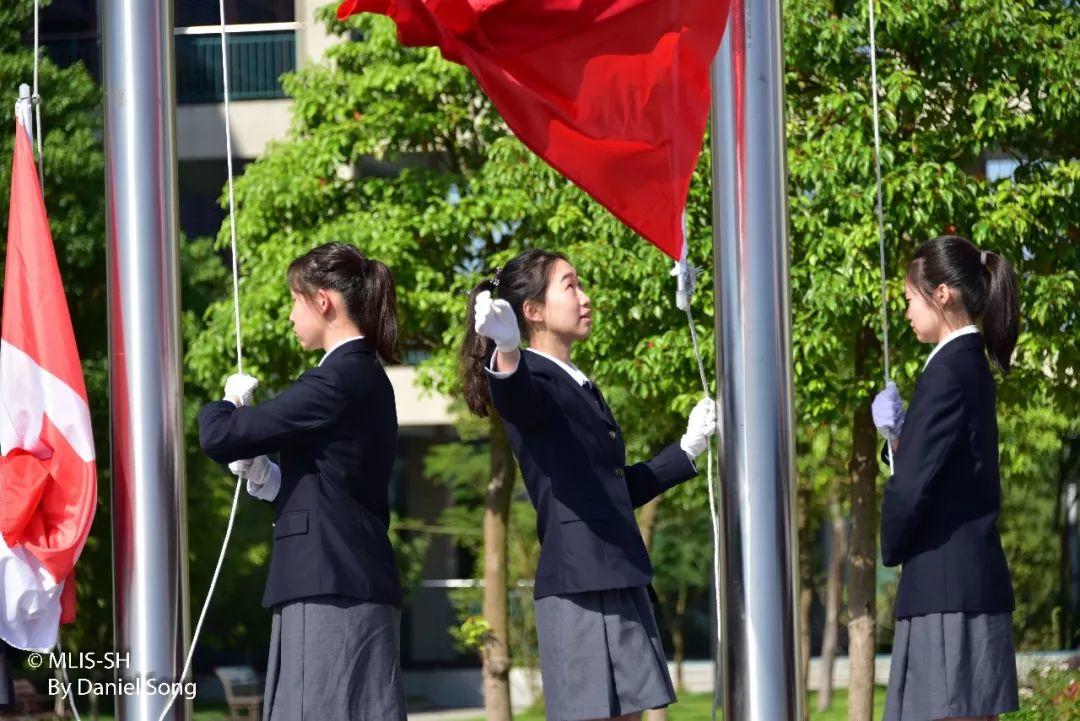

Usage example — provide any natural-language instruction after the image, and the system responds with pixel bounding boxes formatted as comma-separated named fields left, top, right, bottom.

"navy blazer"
left=881, top=333, right=1014, bottom=619
left=488, top=351, right=698, bottom=599
left=197, top=338, right=403, bottom=609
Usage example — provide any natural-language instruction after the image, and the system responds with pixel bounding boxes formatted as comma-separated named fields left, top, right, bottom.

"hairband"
left=980, top=250, right=988, bottom=266
left=490, top=266, right=502, bottom=287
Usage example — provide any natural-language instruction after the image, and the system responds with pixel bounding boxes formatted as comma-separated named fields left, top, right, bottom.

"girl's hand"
left=229, top=456, right=281, bottom=502
left=231, top=455, right=274, bottom=485
left=474, top=290, right=521, bottom=353
left=224, top=373, right=259, bottom=406
left=872, top=381, right=905, bottom=439
left=680, top=397, right=717, bottom=458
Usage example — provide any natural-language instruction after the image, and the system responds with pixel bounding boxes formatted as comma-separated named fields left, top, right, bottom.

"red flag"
left=0, top=107, right=97, bottom=650
left=338, top=0, right=727, bottom=259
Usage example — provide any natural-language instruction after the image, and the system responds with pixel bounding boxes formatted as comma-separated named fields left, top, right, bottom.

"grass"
left=76, top=688, right=887, bottom=720
left=464, top=688, right=888, bottom=721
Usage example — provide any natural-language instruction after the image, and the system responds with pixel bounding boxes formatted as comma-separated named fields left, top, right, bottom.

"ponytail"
left=287, top=242, right=400, bottom=363
left=906, top=235, right=1020, bottom=375
left=981, top=251, right=1019, bottom=374
left=461, top=280, right=498, bottom=416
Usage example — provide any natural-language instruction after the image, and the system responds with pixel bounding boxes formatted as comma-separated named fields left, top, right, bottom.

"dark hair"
left=905, top=235, right=1019, bottom=373
left=460, top=249, right=568, bottom=416
left=287, top=242, right=399, bottom=363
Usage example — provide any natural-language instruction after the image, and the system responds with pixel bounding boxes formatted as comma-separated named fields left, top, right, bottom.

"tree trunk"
left=848, top=329, right=880, bottom=721
left=818, top=483, right=847, bottom=712
left=639, top=497, right=666, bottom=721
left=1057, top=458, right=1068, bottom=650
left=1057, top=438, right=1080, bottom=648
left=673, top=581, right=688, bottom=692
left=638, top=496, right=662, bottom=552
left=798, top=493, right=813, bottom=721
left=483, top=419, right=516, bottom=721
left=54, top=665, right=66, bottom=717
left=800, top=583, right=813, bottom=721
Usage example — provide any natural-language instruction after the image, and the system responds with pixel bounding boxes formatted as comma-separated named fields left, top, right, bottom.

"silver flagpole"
left=103, top=0, right=190, bottom=718
left=710, top=0, right=802, bottom=716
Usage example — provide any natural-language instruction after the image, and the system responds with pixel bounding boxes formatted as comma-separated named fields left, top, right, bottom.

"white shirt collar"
left=924, top=325, right=979, bottom=369
left=525, top=348, right=591, bottom=387
left=320, top=335, right=365, bottom=366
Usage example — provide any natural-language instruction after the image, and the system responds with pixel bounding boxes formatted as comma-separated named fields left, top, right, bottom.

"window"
left=39, top=0, right=99, bottom=80
left=176, top=0, right=294, bottom=27
left=175, top=30, right=296, bottom=103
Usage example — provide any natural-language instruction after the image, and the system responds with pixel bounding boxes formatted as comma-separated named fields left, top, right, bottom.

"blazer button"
left=614, top=468, right=624, bottom=478
left=608, top=430, right=617, bottom=440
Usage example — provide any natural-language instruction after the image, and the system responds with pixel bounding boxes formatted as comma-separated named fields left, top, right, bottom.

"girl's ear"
left=522, top=298, right=544, bottom=325
left=314, top=288, right=332, bottom=316
left=933, top=283, right=952, bottom=307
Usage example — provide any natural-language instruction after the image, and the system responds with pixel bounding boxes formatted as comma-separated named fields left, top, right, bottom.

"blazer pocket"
left=274, top=510, right=309, bottom=539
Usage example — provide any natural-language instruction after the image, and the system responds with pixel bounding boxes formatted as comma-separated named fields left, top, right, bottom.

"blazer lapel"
left=525, top=353, right=616, bottom=428
left=567, top=374, right=617, bottom=429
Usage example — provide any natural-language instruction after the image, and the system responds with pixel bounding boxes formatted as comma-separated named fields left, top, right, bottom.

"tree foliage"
left=183, top=0, right=1080, bottom=687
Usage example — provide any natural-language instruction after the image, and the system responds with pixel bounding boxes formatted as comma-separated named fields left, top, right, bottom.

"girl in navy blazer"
left=873, top=235, right=1020, bottom=721
left=197, top=243, right=406, bottom=721
left=460, top=249, right=716, bottom=721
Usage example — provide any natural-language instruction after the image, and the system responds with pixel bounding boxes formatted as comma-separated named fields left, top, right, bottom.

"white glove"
left=224, top=373, right=259, bottom=407
left=680, top=398, right=717, bottom=458
left=229, top=455, right=280, bottom=502
left=474, top=290, right=521, bottom=353
left=872, top=381, right=905, bottom=440
left=244, top=455, right=275, bottom=485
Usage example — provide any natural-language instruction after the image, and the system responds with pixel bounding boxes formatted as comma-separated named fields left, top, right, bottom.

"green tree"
left=185, top=8, right=522, bottom=716
left=180, top=237, right=281, bottom=664
left=649, top=493, right=714, bottom=692
left=783, top=0, right=1080, bottom=716
left=422, top=419, right=541, bottom=690
left=189, top=8, right=718, bottom=718
left=188, top=3, right=1079, bottom=720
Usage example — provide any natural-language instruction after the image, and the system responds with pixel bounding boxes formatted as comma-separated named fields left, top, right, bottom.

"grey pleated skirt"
left=535, top=586, right=676, bottom=721
left=262, top=596, right=406, bottom=721
left=884, top=611, right=1019, bottom=721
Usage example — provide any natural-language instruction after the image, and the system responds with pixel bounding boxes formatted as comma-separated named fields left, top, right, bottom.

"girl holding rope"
left=461, top=249, right=716, bottom=721
left=197, top=242, right=406, bottom=721
left=872, top=235, right=1020, bottom=721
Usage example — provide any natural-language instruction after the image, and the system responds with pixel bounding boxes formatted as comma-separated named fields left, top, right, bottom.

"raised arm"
left=486, top=352, right=561, bottom=430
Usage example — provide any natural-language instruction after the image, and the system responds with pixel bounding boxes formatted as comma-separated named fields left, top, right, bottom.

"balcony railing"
left=175, top=29, right=296, bottom=104
left=42, top=34, right=100, bottom=79
left=41, top=26, right=297, bottom=104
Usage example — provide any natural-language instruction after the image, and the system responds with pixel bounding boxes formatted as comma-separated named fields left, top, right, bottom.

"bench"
left=0, top=678, right=55, bottom=720
left=214, top=666, right=262, bottom=721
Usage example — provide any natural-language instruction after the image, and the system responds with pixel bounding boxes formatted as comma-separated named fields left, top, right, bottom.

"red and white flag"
left=338, top=0, right=728, bottom=260
left=0, top=100, right=97, bottom=650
